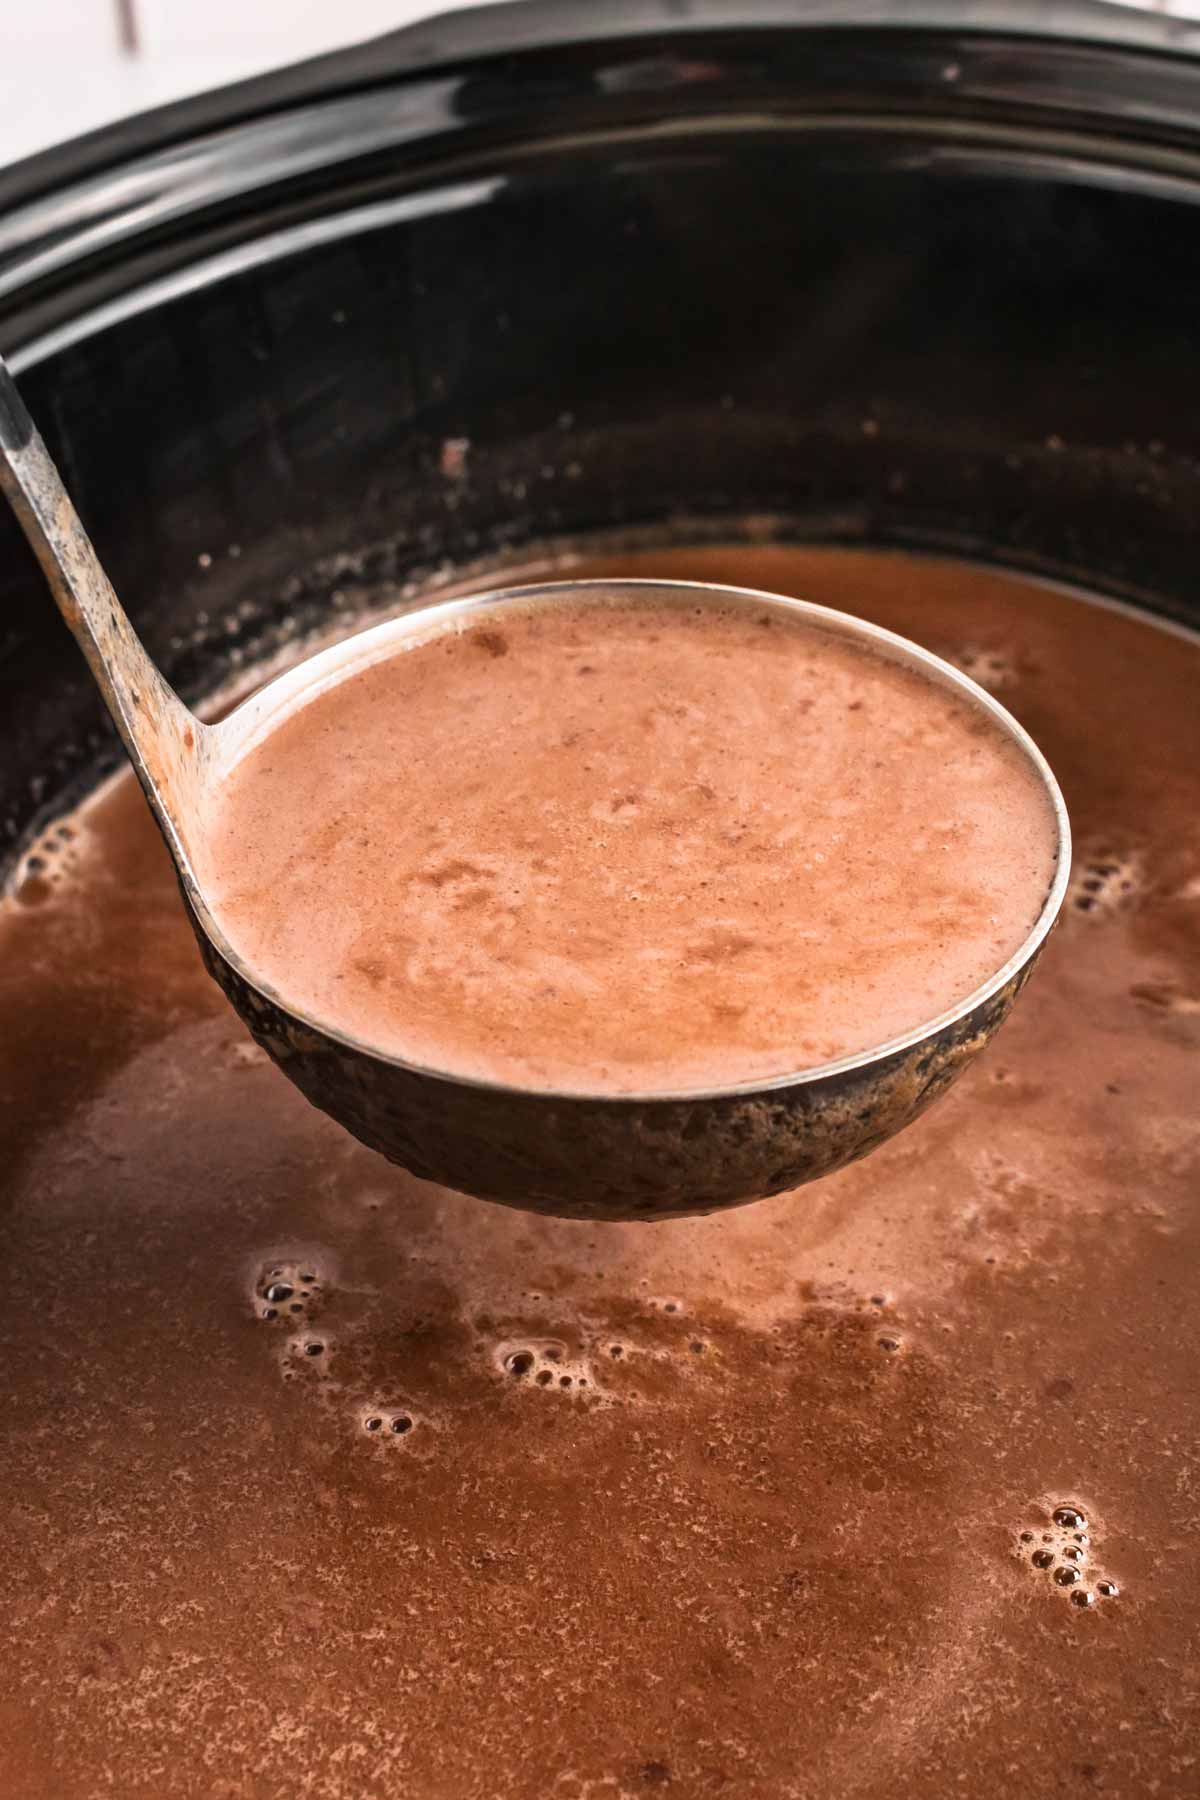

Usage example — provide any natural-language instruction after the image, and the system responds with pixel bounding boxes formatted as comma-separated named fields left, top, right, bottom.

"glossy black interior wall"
left=2, top=10, right=1199, bottom=864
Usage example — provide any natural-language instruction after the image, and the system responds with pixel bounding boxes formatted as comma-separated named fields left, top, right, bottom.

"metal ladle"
left=0, top=358, right=1070, bottom=1221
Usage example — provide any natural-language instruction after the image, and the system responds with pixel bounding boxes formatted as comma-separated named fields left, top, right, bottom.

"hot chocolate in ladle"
left=0, top=357, right=1069, bottom=1220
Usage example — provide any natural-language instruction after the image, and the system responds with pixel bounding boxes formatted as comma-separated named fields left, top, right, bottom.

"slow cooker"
left=1, top=5, right=1197, bottom=1796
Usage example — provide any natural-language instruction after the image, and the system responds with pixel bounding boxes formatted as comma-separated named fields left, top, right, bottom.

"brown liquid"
left=1, top=547, right=1197, bottom=1800
left=204, top=595, right=1057, bottom=1090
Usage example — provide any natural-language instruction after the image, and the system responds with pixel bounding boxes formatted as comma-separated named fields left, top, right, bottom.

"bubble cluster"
left=362, top=1409, right=415, bottom=1440
left=252, top=1259, right=333, bottom=1379
left=484, top=1298, right=725, bottom=1414
left=6, top=819, right=83, bottom=908
left=253, top=1259, right=322, bottom=1325
left=950, top=645, right=1016, bottom=691
left=497, top=1340, right=591, bottom=1393
left=1069, top=848, right=1140, bottom=917
left=1020, top=1503, right=1122, bottom=1610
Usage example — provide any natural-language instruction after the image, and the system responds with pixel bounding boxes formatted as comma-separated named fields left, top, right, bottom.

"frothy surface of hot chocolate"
left=0, top=547, right=1196, bottom=1800
left=203, top=593, right=1058, bottom=1090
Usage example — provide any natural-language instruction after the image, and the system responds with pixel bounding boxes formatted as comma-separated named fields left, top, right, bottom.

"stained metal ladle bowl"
left=0, top=357, right=1070, bottom=1221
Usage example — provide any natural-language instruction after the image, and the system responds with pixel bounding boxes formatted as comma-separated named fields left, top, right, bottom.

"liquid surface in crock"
left=1, top=546, right=1197, bottom=1800
left=202, top=594, right=1058, bottom=1090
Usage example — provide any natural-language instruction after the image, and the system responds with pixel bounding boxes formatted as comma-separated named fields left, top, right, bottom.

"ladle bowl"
left=0, top=358, right=1070, bottom=1220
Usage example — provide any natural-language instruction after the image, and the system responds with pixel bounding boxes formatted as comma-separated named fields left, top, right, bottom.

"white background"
left=0, top=0, right=491, bottom=168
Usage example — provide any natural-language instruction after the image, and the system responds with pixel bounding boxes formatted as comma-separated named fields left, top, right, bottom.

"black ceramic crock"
left=2, top=0, right=1198, bottom=881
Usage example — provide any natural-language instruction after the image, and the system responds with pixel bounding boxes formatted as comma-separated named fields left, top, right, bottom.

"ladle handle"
left=0, top=356, right=202, bottom=790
